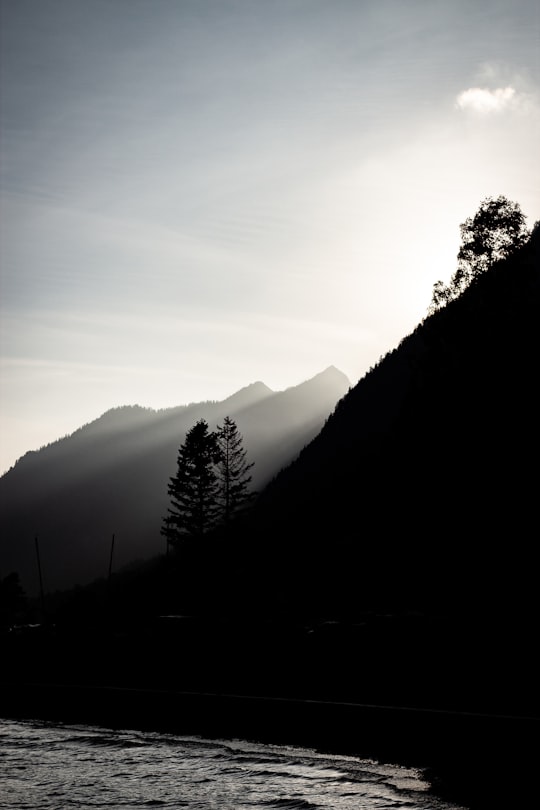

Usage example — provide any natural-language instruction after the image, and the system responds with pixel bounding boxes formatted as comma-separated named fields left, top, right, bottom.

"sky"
left=1, top=0, right=539, bottom=475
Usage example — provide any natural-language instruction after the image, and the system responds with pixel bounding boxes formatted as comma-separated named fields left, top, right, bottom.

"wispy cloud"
left=455, top=86, right=517, bottom=114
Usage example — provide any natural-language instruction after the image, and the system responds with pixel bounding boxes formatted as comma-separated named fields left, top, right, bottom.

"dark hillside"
left=245, top=226, right=539, bottom=619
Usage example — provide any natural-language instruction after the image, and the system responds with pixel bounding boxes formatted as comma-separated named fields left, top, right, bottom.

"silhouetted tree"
left=215, top=416, right=255, bottom=523
left=162, top=419, right=220, bottom=548
left=429, top=196, right=530, bottom=313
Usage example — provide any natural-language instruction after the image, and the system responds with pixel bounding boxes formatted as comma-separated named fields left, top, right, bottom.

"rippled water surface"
left=0, top=718, right=466, bottom=809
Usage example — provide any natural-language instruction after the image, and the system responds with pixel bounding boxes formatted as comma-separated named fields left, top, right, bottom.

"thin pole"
left=34, top=536, right=45, bottom=622
left=108, top=533, right=115, bottom=581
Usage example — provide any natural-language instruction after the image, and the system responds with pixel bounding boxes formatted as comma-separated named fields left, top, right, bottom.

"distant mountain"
left=0, top=367, right=350, bottom=596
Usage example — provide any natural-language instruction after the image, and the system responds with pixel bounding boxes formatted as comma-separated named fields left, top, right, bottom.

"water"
left=0, top=717, right=466, bottom=809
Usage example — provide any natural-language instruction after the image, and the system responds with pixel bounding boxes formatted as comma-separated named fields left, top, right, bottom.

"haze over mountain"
left=0, top=366, right=349, bottom=596
left=2, top=1, right=538, bottom=481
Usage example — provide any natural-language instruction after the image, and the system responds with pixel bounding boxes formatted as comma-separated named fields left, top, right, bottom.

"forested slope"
left=247, top=226, right=540, bottom=618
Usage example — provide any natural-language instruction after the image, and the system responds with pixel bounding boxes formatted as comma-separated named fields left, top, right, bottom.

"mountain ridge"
left=0, top=366, right=350, bottom=596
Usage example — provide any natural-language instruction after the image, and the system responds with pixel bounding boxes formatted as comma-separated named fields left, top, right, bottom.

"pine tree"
left=162, top=419, right=219, bottom=548
left=215, top=416, right=254, bottom=524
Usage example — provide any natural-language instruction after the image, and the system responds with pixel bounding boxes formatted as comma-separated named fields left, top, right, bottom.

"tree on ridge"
left=429, top=195, right=530, bottom=313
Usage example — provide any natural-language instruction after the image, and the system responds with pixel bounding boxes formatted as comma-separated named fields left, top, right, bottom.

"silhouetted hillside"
left=0, top=367, right=349, bottom=596
left=244, top=228, right=539, bottom=620
left=166, top=226, right=539, bottom=642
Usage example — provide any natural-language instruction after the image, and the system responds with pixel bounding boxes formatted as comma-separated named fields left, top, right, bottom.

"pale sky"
left=1, top=0, right=539, bottom=475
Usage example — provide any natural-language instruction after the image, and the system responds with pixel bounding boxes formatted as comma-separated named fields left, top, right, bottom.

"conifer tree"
left=215, top=416, right=254, bottom=524
left=162, top=419, right=219, bottom=548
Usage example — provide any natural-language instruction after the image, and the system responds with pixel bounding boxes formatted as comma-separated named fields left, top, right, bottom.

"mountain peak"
left=288, top=366, right=350, bottom=392
left=316, top=366, right=350, bottom=385
left=222, top=380, right=274, bottom=409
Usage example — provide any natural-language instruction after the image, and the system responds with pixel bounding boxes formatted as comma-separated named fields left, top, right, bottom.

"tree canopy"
left=162, top=416, right=254, bottom=548
left=429, top=196, right=530, bottom=313
left=161, top=419, right=220, bottom=547
left=215, top=416, right=254, bottom=524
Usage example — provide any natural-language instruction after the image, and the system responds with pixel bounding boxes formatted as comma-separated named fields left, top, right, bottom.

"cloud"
left=455, top=86, right=517, bottom=114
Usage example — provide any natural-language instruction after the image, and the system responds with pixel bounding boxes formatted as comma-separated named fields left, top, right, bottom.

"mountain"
left=242, top=227, right=540, bottom=620
left=0, top=367, right=350, bottom=596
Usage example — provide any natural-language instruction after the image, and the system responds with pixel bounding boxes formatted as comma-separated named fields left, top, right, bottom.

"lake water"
left=0, top=717, right=466, bottom=809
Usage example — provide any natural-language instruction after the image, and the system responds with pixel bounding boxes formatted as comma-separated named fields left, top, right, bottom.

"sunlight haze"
left=1, top=0, right=539, bottom=474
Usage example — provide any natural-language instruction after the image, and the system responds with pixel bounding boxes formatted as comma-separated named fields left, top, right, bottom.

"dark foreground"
left=2, top=680, right=538, bottom=810
left=1, top=614, right=538, bottom=810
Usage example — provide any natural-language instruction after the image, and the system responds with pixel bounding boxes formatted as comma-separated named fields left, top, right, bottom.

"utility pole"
left=108, top=533, right=115, bottom=582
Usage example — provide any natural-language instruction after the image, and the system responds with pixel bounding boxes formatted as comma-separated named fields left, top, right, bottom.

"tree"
left=161, top=419, right=220, bottom=548
left=215, top=416, right=254, bottom=524
left=429, top=196, right=530, bottom=314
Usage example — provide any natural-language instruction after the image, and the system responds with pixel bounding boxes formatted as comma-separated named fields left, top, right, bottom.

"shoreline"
left=1, top=680, right=537, bottom=809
